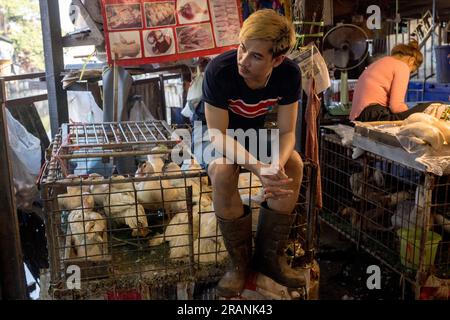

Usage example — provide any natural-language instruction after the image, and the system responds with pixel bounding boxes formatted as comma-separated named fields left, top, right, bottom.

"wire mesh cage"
left=320, top=128, right=450, bottom=299
left=39, top=120, right=318, bottom=300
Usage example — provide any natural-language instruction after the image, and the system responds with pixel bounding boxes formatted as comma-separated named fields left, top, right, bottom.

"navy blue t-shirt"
left=195, top=49, right=301, bottom=131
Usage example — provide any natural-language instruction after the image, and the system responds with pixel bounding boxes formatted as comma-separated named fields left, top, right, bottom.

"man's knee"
left=208, top=160, right=239, bottom=189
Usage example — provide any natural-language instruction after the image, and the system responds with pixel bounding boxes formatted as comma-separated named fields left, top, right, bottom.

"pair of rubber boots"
left=216, top=203, right=305, bottom=298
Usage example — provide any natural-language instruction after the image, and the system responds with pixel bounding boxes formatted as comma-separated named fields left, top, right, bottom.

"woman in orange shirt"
left=350, top=40, right=432, bottom=122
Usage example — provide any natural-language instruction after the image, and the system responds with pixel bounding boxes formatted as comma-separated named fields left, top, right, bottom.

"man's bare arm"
left=276, top=101, right=298, bottom=167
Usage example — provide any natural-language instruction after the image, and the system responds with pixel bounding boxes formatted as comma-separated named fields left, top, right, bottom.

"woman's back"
left=350, top=56, right=410, bottom=120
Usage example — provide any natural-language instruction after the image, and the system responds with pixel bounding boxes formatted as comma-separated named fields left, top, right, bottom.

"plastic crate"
left=406, top=81, right=424, bottom=102
left=423, top=83, right=450, bottom=103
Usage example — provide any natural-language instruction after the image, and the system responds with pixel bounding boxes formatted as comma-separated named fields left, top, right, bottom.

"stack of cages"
left=39, top=120, right=319, bottom=300
left=320, top=128, right=450, bottom=299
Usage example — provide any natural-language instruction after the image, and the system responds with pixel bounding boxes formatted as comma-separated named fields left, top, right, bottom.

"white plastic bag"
left=129, top=97, right=155, bottom=121
left=5, top=108, right=41, bottom=210
left=181, top=102, right=194, bottom=118
left=68, top=91, right=103, bottom=123
left=186, top=72, right=204, bottom=103
left=182, top=71, right=204, bottom=119
left=6, top=109, right=41, bottom=175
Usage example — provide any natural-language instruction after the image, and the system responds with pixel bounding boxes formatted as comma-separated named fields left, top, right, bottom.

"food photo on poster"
left=176, top=23, right=214, bottom=53
left=101, top=0, right=242, bottom=65
left=209, top=0, right=241, bottom=46
left=177, top=0, right=209, bottom=24
left=143, top=28, right=176, bottom=56
left=105, top=3, right=143, bottom=30
left=109, top=30, right=142, bottom=59
left=144, top=2, right=176, bottom=27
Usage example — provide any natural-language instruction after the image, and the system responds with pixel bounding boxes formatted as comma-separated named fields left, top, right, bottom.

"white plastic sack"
left=129, top=98, right=155, bottom=122
left=186, top=72, right=204, bottom=103
left=5, top=108, right=41, bottom=210
left=6, top=109, right=41, bottom=175
left=67, top=91, right=103, bottom=123
left=182, top=72, right=204, bottom=119
left=181, top=102, right=194, bottom=118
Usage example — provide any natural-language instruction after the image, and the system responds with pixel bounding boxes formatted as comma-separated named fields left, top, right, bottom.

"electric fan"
left=322, top=24, right=369, bottom=114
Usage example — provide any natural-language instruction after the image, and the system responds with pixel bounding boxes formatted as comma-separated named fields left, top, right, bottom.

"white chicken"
left=391, top=185, right=426, bottom=230
left=193, top=210, right=228, bottom=264
left=86, top=173, right=109, bottom=207
left=163, top=161, right=182, bottom=174
left=109, top=175, right=135, bottom=192
left=180, top=159, right=203, bottom=171
left=238, top=171, right=264, bottom=205
left=148, top=198, right=228, bottom=264
left=164, top=161, right=212, bottom=206
left=148, top=167, right=267, bottom=263
left=147, top=146, right=169, bottom=174
left=104, top=175, right=149, bottom=237
left=148, top=208, right=199, bottom=260
left=181, top=158, right=210, bottom=187
left=135, top=161, right=186, bottom=214
left=57, top=175, right=90, bottom=210
left=65, top=193, right=109, bottom=261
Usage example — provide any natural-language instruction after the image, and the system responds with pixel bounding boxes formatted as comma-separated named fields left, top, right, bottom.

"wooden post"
left=0, top=79, right=27, bottom=299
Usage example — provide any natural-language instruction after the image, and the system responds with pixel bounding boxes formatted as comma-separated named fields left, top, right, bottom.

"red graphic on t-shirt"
left=228, top=98, right=278, bottom=118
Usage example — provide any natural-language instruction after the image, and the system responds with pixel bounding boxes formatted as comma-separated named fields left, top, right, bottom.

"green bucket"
left=397, top=228, right=442, bottom=270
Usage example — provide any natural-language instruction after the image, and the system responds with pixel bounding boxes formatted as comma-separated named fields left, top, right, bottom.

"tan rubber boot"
left=216, top=206, right=252, bottom=297
left=253, top=202, right=306, bottom=288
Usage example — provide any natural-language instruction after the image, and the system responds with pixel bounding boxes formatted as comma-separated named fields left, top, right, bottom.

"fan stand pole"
left=113, top=53, right=119, bottom=122
left=340, top=70, right=350, bottom=109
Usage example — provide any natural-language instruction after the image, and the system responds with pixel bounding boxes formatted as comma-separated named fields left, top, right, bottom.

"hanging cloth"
left=305, top=77, right=323, bottom=208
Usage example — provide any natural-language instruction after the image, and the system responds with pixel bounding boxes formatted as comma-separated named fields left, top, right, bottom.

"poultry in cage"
left=148, top=210, right=196, bottom=260
left=103, top=175, right=150, bottom=237
left=87, top=173, right=110, bottom=207
left=57, top=175, right=91, bottom=210
left=147, top=171, right=263, bottom=264
left=349, top=167, right=385, bottom=202
left=148, top=194, right=228, bottom=263
left=163, top=160, right=212, bottom=203
left=391, top=185, right=427, bottom=231
left=238, top=171, right=264, bottom=206
left=345, top=167, right=415, bottom=232
left=180, top=159, right=210, bottom=187
left=64, top=193, right=109, bottom=261
left=135, top=160, right=187, bottom=215
left=193, top=210, right=229, bottom=264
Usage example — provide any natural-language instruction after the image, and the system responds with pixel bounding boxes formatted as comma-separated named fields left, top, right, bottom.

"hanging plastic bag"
left=182, top=69, right=204, bottom=119
left=181, top=102, right=194, bottom=118
left=67, top=91, right=103, bottom=123
left=5, top=108, right=41, bottom=210
left=129, top=95, right=156, bottom=121
left=186, top=70, right=204, bottom=103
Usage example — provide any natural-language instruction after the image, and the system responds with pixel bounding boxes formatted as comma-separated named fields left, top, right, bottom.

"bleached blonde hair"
left=239, top=9, right=296, bottom=57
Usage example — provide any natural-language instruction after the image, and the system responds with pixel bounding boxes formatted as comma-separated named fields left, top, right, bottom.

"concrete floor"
left=316, top=222, right=411, bottom=300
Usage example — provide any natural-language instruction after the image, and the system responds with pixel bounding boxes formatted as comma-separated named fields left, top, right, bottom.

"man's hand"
left=258, top=163, right=294, bottom=200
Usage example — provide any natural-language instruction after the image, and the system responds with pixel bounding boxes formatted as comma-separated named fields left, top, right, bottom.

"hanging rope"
left=78, top=49, right=97, bottom=82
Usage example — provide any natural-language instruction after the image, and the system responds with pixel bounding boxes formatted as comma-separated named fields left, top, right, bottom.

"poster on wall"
left=101, top=0, right=242, bottom=66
